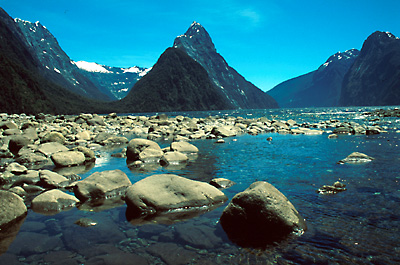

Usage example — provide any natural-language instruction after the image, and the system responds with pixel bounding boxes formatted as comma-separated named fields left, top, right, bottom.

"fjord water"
left=1, top=107, right=400, bottom=264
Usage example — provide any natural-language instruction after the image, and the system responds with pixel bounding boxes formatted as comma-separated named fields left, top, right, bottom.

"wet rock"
left=71, top=146, right=96, bottom=162
left=146, top=242, right=195, bottom=265
left=15, top=152, right=48, bottom=166
left=39, top=170, right=69, bottom=189
left=0, top=121, right=18, bottom=130
left=51, top=151, right=86, bottom=167
left=170, top=141, right=199, bottom=154
left=5, top=162, right=27, bottom=175
left=209, top=178, right=236, bottom=189
left=0, top=219, right=26, bottom=256
left=220, top=181, right=306, bottom=248
left=332, top=126, right=354, bottom=134
left=31, top=189, right=79, bottom=214
left=125, top=174, right=227, bottom=218
left=328, top=134, right=338, bottom=139
left=37, top=142, right=69, bottom=157
left=7, top=231, right=63, bottom=255
left=0, top=190, right=27, bottom=228
left=160, top=151, right=188, bottom=166
left=101, top=136, right=129, bottom=146
left=74, top=169, right=132, bottom=201
left=211, top=126, right=237, bottom=138
left=126, top=138, right=162, bottom=162
left=74, top=218, right=97, bottom=227
left=338, top=152, right=374, bottom=164
left=86, top=253, right=148, bottom=265
left=8, top=135, right=32, bottom=155
left=317, top=181, right=347, bottom=194
left=41, top=131, right=66, bottom=144
left=175, top=223, right=222, bottom=249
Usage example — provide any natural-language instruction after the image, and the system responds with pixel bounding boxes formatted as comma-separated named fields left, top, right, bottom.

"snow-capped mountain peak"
left=73, top=61, right=112, bottom=73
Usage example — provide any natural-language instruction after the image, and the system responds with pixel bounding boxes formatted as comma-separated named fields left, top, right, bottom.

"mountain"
left=268, top=49, right=359, bottom=108
left=13, top=18, right=112, bottom=101
left=0, top=8, right=114, bottom=114
left=119, top=47, right=233, bottom=112
left=74, top=61, right=150, bottom=100
left=339, top=31, right=400, bottom=106
left=173, top=22, right=278, bottom=109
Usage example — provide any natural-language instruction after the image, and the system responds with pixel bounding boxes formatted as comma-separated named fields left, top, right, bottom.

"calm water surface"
left=1, top=107, right=400, bottom=264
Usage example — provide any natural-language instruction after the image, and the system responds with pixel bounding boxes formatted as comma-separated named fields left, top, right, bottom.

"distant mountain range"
left=268, top=49, right=359, bottom=108
left=0, top=5, right=399, bottom=114
left=73, top=61, right=150, bottom=100
left=268, top=31, right=400, bottom=108
left=339, top=31, right=400, bottom=106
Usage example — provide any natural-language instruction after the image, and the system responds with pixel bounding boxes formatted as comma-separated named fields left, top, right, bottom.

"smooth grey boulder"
left=160, top=151, right=188, bottom=166
left=211, top=126, right=237, bottom=138
left=41, top=131, right=66, bottom=144
left=0, top=190, right=27, bottom=228
left=220, top=181, right=306, bottom=248
left=37, top=142, right=69, bottom=157
left=338, top=152, right=374, bottom=164
left=209, top=178, right=236, bottom=189
left=39, top=170, right=69, bottom=189
left=126, top=138, right=162, bottom=162
left=5, top=162, right=27, bottom=175
left=51, top=151, right=86, bottom=167
left=74, top=169, right=132, bottom=201
left=31, top=189, right=79, bottom=214
left=170, top=141, right=199, bottom=153
left=101, top=136, right=129, bottom=146
left=125, top=174, right=228, bottom=218
left=71, top=146, right=96, bottom=162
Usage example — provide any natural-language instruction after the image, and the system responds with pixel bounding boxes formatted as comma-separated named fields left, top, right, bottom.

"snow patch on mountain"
left=73, top=61, right=112, bottom=73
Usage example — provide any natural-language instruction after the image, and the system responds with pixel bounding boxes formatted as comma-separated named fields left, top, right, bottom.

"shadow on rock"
left=125, top=203, right=224, bottom=226
left=220, top=181, right=307, bottom=249
left=0, top=214, right=26, bottom=255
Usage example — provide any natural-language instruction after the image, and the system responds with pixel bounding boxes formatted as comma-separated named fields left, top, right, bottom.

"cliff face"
left=268, top=49, right=359, bottom=108
left=0, top=8, right=114, bottom=114
left=120, top=47, right=233, bottom=112
left=340, top=31, right=400, bottom=106
left=14, top=18, right=112, bottom=101
left=173, top=22, right=278, bottom=109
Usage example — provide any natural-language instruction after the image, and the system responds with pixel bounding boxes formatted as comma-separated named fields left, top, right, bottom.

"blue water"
left=1, top=107, right=400, bottom=264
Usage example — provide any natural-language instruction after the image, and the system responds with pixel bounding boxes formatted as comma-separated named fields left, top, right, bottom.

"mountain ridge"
left=173, top=22, right=279, bottom=109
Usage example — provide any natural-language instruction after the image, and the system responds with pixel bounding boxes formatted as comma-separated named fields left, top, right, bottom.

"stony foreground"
left=0, top=109, right=393, bottom=255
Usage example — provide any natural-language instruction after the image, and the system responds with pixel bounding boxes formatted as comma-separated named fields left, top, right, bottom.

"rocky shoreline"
left=0, top=109, right=395, bottom=253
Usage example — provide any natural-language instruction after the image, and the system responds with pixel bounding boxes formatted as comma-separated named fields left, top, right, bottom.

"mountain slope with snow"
left=268, top=49, right=359, bottom=107
left=13, top=18, right=113, bottom=101
left=74, top=61, right=151, bottom=99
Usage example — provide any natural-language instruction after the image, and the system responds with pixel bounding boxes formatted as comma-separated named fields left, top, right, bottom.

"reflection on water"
left=1, top=106, right=400, bottom=264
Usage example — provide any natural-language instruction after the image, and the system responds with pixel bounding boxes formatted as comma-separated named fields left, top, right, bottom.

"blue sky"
left=2, top=0, right=399, bottom=91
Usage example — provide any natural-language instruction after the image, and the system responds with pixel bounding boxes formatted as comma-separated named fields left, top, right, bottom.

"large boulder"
left=170, top=141, right=199, bottom=154
left=126, top=138, right=162, bottom=162
left=39, top=170, right=69, bottom=189
left=74, top=169, right=132, bottom=201
left=51, top=151, right=86, bottom=167
left=125, top=174, right=228, bottom=219
left=338, top=152, right=374, bottom=164
left=159, top=151, right=188, bottom=166
left=41, top=131, right=66, bottom=144
left=37, top=142, right=69, bottom=157
left=8, top=135, right=33, bottom=155
left=220, top=181, right=306, bottom=248
left=31, top=189, right=79, bottom=214
left=0, top=190, right=27, bottom=228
